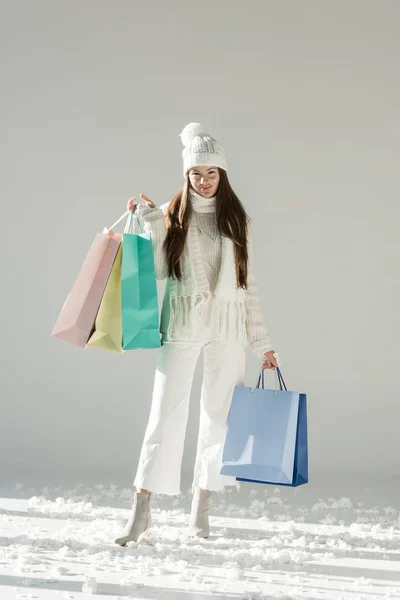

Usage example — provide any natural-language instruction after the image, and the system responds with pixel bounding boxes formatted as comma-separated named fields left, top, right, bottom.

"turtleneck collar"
left=189, top=188, right=217, bottom=213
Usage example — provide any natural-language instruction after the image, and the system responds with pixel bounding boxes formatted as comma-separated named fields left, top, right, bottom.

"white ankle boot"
left=115, top=492, right=152, bottom=546
left=188, top=487, right=211, bottom=538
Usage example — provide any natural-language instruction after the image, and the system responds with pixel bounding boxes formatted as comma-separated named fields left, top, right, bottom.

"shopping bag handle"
left=276, top=367, right=287, bottom=391
left=124, top=208, right=145, bottom=235
left=252, top=367, right=287, bottom=394
left=104, top=208, right=145, bottom=235
left=107, top=210, right=131, bottom=232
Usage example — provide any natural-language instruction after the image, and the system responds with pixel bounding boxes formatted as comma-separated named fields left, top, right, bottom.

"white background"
left=1, top=0, right=399, bottom=486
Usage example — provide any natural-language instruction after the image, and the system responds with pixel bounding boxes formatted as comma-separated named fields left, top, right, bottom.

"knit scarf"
left=166, top=189, right=246, bottom=342
left=187, top=189, right=245, bottom=302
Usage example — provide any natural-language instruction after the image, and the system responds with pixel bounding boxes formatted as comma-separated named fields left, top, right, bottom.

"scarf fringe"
left=166, top=293, right=248, bottom=347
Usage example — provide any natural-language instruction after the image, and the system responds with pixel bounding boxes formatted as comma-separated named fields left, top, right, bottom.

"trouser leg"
left=133, top=339, right=202, bottom=494
left=192, top=340, right=246, bottom=491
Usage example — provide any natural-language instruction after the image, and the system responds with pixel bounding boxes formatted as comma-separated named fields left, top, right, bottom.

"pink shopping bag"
left=51, top=211, right=129, bottom=348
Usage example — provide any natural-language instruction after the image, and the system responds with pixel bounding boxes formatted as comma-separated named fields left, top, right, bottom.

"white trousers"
left=133, top=333, right=246, bottom=494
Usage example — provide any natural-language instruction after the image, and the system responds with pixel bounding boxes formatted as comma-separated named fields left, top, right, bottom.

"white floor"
left=1, top=472, right=400, bottom=600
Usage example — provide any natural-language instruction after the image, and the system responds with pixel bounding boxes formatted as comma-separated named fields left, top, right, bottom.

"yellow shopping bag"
left=86, top=245, right=123, bottom=353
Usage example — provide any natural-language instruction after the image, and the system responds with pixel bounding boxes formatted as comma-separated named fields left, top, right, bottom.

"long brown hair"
left=163, top=169, right=251, bottom=289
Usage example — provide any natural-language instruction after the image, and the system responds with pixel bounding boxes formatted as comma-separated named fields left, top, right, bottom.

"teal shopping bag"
left=121, top=209, right=161, bottom=350
left=220, top=368, right=308, bottom=487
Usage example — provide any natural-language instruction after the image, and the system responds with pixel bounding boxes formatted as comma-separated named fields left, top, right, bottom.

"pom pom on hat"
left=179, top=122, right=207, bottom=147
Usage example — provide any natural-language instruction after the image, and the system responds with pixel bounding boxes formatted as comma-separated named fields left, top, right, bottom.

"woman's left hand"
left=261, top=350, right=279, bottom=370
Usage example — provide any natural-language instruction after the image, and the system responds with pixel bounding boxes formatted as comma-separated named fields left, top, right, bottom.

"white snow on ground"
left=1, top=476, right=400, bottom=599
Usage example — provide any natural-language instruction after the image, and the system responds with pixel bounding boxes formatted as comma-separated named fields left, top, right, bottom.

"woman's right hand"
left=127, top=197, right=136, bottom=211
left=127, top=194, right=157, bottom=212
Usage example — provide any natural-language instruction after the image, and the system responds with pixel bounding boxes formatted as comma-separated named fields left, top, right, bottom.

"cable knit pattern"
left=135, top=195, right=272, bottom=358
left=192, top=212, right=222, bottom=291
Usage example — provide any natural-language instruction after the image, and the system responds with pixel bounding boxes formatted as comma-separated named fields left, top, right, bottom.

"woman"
left=111, top=123, right=279, bottom=545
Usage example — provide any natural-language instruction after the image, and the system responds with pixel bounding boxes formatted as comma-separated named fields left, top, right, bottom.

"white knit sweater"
left=136, top=199, right=273, bottom=358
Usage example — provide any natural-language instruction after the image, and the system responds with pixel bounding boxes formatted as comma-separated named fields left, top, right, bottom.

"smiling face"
left=188, top=166, right=220, bottom=197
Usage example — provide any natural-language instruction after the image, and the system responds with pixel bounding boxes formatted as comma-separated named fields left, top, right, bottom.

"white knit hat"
left=180, top=122, right=227, bottom=177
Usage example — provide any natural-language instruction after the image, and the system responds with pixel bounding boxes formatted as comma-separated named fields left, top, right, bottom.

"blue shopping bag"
left=220, top=368, right=308, bottom=486
left=121, top=210, right=161, bottom=350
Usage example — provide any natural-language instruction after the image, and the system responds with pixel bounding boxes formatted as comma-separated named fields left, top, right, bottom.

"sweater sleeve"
left=136, top=202, right=169, bottom=280
left=245, top=219, right=273, bottom=358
